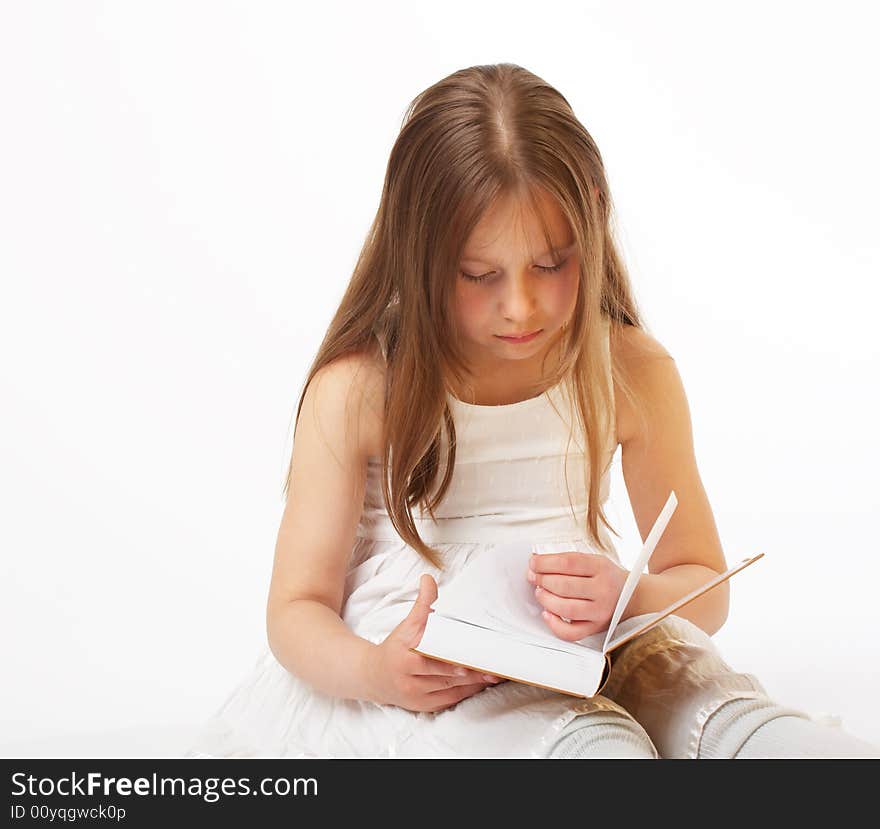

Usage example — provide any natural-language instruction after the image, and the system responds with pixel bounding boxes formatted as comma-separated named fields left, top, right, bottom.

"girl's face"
left=451, top=188, right=579, bottom=380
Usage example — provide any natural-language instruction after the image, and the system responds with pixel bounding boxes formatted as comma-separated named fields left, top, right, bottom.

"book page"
left=430, top=490, right=679, bottom=658
left=432, top=540, right=607, bottom=657
left=603, top=553, right=764, bottom=652
left=431, top=540, right=579, bottom=648
left=601, top=491, right=678, bottom=654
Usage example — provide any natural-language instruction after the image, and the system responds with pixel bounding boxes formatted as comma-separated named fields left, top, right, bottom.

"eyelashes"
left=460, top=258, right=569, bottom=284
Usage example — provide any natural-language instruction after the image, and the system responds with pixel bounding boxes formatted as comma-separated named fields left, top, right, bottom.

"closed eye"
left=461, top=258, right=569, bottom=283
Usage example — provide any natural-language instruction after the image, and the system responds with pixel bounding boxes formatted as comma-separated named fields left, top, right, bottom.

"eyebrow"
left=460, top=241, right=576, bottom=265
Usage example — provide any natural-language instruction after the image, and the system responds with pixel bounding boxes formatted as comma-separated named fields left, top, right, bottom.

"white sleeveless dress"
left=185, top=335, right=630, bottom=759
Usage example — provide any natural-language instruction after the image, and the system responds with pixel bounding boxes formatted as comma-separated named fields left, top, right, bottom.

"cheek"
left=548, top=271, right=579, bottom=313
left=454, top=288, right=490, bottom=328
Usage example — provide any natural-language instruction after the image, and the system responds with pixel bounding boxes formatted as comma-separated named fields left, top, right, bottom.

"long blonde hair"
left=283, top=63, right=647, bottom=569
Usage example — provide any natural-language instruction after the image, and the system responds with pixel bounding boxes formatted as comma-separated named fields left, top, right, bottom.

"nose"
left=500, top=272, right=538, bottom=324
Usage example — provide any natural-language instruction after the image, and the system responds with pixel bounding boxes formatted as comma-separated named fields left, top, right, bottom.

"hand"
left=367, top=574, right=506, bottom=713
left=527, top=552, right=629, bottom=642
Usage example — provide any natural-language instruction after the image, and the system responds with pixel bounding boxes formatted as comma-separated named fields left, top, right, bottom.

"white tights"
left=546, top=697, right=880, bottom=759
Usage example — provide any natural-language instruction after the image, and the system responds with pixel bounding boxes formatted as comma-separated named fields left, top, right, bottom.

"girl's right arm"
left=265, top=354, right=500, bottom=711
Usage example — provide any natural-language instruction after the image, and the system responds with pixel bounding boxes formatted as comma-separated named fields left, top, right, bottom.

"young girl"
left=186, top=63, right=879, bottom=759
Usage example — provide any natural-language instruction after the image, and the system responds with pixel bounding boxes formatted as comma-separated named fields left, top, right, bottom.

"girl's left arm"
left=616, top=329, right=729, bottom=636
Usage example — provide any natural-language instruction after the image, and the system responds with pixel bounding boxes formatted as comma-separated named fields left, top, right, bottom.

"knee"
left=547, top=710, right=659, bottom=759
left=733, top=712, right=880, bottom=760
left=694, top=695, right=877, bottom=759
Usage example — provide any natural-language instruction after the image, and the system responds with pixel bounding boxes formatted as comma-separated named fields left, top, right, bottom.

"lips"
left=497, top=329, right=542, bottom=339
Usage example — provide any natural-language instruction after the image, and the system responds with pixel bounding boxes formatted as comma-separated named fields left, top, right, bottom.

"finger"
left=413, top=674, right=500, bottom=696
left=405, top=575, right=439, bottom=646
left=534, top=584, right=594, bottom=621
left=412, top=656, right=487, bottom=683
left=412, top=654, right=458, bottom=675
left=423, top=682, right=495, bottom=710
left=533, top=572, right=596, bottom=600
left=540, top=608, right=602, bottom=642
left=530, top=552, right=603, bottom=577
left=413, top=659, right=497, bottom=687
left=414, top=574, right=438, bottom=611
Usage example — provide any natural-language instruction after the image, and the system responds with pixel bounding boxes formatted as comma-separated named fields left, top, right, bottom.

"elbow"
left=265, top=597, right=289, bottom=659
left=265, top=606, right=279, bottom=659
left=707, top=578, right=730, bottom=636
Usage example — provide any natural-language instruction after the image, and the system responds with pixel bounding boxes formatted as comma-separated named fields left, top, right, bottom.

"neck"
left=447, top=332, right=566, bottom=405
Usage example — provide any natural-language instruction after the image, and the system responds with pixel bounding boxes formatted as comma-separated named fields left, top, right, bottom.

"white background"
left=1, top=1, right=878, bottom=757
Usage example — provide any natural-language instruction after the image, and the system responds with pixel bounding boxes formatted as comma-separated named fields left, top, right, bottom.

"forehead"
left=462, top=188, right=572, bottom=259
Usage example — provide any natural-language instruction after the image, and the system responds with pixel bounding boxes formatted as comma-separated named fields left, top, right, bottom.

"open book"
left=413, top=491, right=763, bottom=698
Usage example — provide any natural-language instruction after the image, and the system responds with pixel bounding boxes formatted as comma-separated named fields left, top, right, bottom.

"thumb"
left=404, top=574, right=437, bottom=641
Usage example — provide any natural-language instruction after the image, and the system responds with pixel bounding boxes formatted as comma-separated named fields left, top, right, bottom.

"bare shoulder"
left=303, top=345, right=386, bottom=461
left=609, top=322, right=672, bottom=366
left=609, top=323, right=676, bottom=445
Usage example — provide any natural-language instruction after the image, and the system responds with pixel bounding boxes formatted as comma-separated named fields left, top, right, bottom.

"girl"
left=186, top=63, right=879, bottom=759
